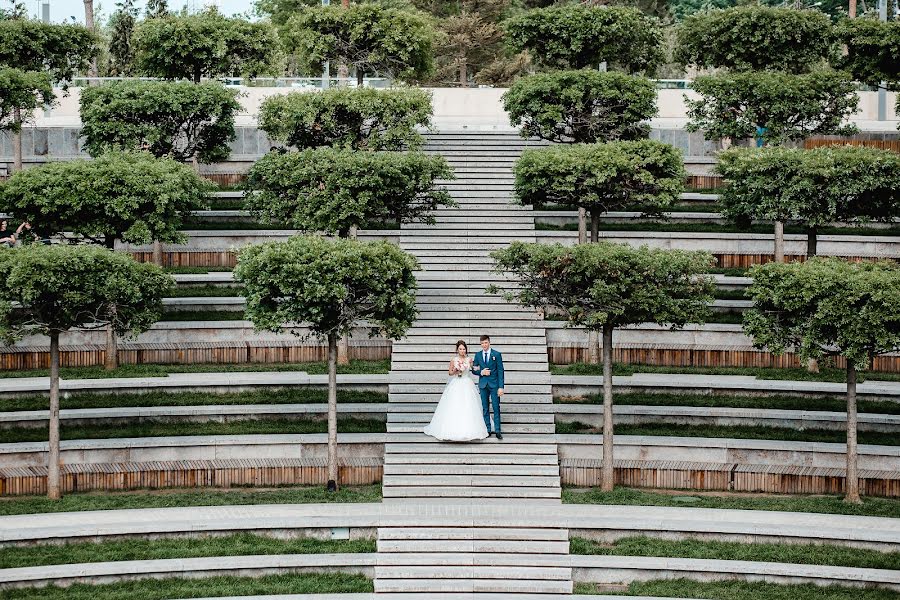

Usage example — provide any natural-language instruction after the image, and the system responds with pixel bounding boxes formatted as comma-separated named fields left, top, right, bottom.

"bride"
left=424, top=340, right=489, bottom=441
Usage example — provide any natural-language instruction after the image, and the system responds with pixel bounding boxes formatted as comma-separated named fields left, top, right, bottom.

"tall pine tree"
left=108, top=0, right=137, bottom=76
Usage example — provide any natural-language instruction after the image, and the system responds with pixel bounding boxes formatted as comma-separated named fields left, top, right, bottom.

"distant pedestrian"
left=0, top=220, right=14, bottom=247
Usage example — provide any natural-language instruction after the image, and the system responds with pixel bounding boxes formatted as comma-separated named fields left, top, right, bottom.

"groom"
left=471, top=334, right=504, bottom=440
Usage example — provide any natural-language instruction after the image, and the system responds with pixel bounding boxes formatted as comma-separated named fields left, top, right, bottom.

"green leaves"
left=675, top=6, right=834, bottom=73
left=686, top=70, right=859, bottom=145
left=259, top=87, right=432, bottom=151
left=514, top=140, right=685, bottom=216
left=504, top=5, right=663, bottom=74
left=502, top=70, right=657, bottom=144
left=716, top=146, right=900, bottom=227
left=744, top=259, right=900, bottom=369
left=245, top=148, right=454, bottom=235
left=836, top=17, right=900, bottom=90
left=0, top=244, right=171, bottom=338
left=282, top=3, right=436, bottom=82
left=0, top=151, right=212, bottom=246
left=491, top=241, right=715, bottom=330
left=235, top=235, right=418, bottom=341
left=0, top=19, right=99, bottom=85
left=79, top=80, right=241, bottom=164
left=133, top=11, right=279, bottom=82
left=0, top=68, right=52, bottom=133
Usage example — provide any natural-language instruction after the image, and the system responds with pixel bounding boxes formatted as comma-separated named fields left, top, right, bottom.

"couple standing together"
left=424, top=335, right=505, bottom=442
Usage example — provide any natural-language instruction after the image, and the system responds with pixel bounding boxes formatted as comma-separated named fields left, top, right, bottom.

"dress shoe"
left=496, top=432, right=503, bottom=440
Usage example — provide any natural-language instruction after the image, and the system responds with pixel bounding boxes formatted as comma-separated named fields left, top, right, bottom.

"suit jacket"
left=471, top=348, right=504, bottom=390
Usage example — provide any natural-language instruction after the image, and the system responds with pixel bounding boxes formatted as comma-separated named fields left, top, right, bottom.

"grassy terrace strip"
left=581, top=579, right=900, bottom=599
left=556, top=421, right=900, bottom=446
left=3, top=573, right=373, bottom=599
left=561, top=487, right=900, bottom=519
left=0, top=485, right=382, bottom=516
left=535, top=221, right=900, bottom=236
left=546, top=312, right=744, bottom=324
left=569, top=536, right=900, bottom=570
left=0, top=417, right=386, bottom=443
left=1, top=534, right=376, bottom=569
left=167, top=285, right=245, bottom=297
left=160, top=310, right=246, bottom=321
left=163, top=266, right=234, bottom=274
left=550, top=362, right=900, bottom=383
left=556, top=392, right=900, bottom=415
left=0, top=359, right=391, bottom=380
left=0, top=389, right=387, bottom=412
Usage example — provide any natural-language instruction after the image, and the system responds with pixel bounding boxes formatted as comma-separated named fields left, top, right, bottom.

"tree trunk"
left=601, top=323, right=614, bottom=491
left=337, top=227, right=356, bottom=366
left=12, top=108, right=22, bottom=173
left=845, top=361, right=861, bottom=503
left=152, top=240, right=163, bottom=267
left=357, top=69, right=364, bottom=87
left=577, top=208, right=587, bottom=244
left=327, top=333, right=339, bottom=491
left=84, top=0, right=98, bottom=78
left=459, top=60, right=468, bottom=88
left=807, top=227, right=818, bottom=259
left=48, top=330, right=62, bottom=500
left=590, top=210, right=600, bottom=244
left=849, top=0, right=857, bottom=17
left=773, top=221, right=785, bottom=263
left=587, top=330, right=600, bottom=365
left=105, top=234, right=120, bottom=370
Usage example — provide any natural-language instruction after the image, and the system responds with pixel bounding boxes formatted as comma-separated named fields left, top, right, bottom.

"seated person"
left=0, top=220, right=15, bottom=247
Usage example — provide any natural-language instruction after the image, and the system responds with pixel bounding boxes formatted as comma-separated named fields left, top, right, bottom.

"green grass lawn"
left=0, top=359, right=390, bottom=380
left=549, top=362, right=900, bottom=383
left=555, top=391, right=900, bottom=415
left=561, top=486, right=900, bottom=519
left=167, top=285, right=245, bottom=298
left=0, top=389, right=387, bottom=412
left=570, top=536, right=899, bottom=570
left=555, top=421, right=900, bottom=446
left=582, top=579, right=899, bottom=599
left=2, top=533, right=375, bottom=569
left=714, top=289, right=749, bottom=300
left=0, top=417, right=386, bottom=443
left=0, top=485, right=382, bottom=516
left=3, top=573, right=373, bottom=599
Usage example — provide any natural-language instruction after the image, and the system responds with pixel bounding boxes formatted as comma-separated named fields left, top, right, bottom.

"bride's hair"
left=455, top=340, right=468, bottom=354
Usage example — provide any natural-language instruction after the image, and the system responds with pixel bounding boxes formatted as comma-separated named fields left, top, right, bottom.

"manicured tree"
left=514, top=140, right=686, bottom=243
left=245, top=148, right=454, bottom=234
left=258, top=87, right=432, bottom=151
left=0, top=245, right=171, bottom=499
left=744, top=259, right=900, bottom=503
left=80, top=80, right=241, bottom=164
left=133, top=11, right=279, bottom=82
left=283, top=3, right=436, bottom=84
left=502, top=70, right=657, bottom=144
left=504, top=5, right=664, bottom=74
left=717, top=146, right=900, bottom=262
left=0, top=19, right=99, bottom=171
left=836, top=17, right=900, bottom=90
left=675, top=6, right=834, bottom=73
left=490, top=241, right=714, bottom=491
left=236, top=235, right=418, bottom=491
left=434, top=0, right=516, bottom=87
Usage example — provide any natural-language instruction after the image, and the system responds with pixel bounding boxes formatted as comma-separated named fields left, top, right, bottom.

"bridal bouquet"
left=453, top=357, right=469, bottom=377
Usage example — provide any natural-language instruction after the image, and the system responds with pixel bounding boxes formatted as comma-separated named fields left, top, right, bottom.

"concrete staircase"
left=377, top=133, right=572, bottom=594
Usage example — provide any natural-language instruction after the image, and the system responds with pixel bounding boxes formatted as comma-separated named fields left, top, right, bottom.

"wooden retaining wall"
left=561, top=458, right=900, bottom=497
left=0, top=458, right=383, bottom=496
left=805, top=138, right=900, bottom=153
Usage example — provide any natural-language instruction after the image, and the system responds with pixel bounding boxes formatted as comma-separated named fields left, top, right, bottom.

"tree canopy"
left=1, top=151, right=212, bottom=247
left=0, top=68, right=52, bottom=133
left=0, top=19, right=99, bottom=84
left=686, top=70, right=859, bottom=146
left=134, top=10, right=279, bottom=82
left=282, top=3, right=436, bottom=83
left=675, top=6, right=833, bottom=73
left=504, top=5, right=664, bottom=74
left=836, top=17, right=900, bottom=90
left=258, top=87, right=432, bottom=151
left=79, top=80, right=241, bottom=164
left=502, top=69, right=657, bottom=144
left=245, top=148, right=454, bottom=235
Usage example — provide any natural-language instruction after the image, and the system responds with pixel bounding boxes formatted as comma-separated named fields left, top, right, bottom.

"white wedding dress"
left=424, top=356, right=489, bottom=441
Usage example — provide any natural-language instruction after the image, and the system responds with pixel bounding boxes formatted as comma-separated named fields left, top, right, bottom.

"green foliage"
left=675, top=6, right=833, bottom=72
left=0, top=245, right=171, bottom=341
left=108, top=0, right=138, bottom=76
left=79, top=80, right=241, bottom=163
left=502, top=69, right=657, bottom=143
left=744, top=259, right=900, bottom=369
left=490, top=241, right=715, bottom=330
left=514, top=140, right=685, bottom=217
left=258, top=87, right=432, bottom=150
left=836, top=17, right=900, bottom=89
left=235, top=235, right=418, bottom=342
left=283, top=3, right=436, bottom=81
left=1, top=151, right=212, bottom=246
left=144, top=0, right=169, bottom=18
left=716, top=146, right=900, bottom=228
left=245, top=148, right=453, bottom=235
left=0, top=19, right=99, bottom=84
left=686, top=70, right=859, bottom=145
left=134, top=10, right=279, bottom=82
left=0, top=68, right=52, bottom=133
left=504, top=5, right=664, bottom=73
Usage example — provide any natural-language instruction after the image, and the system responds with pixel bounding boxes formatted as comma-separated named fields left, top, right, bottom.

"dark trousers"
left=480, top=385, right=501, bottom=433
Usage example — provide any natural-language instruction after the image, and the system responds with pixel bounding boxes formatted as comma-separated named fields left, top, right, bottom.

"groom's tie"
left=483, top=350, right=488, bottom=364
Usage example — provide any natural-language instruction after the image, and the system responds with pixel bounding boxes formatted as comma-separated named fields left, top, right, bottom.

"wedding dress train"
left=424, top=356, right=489, bottom=441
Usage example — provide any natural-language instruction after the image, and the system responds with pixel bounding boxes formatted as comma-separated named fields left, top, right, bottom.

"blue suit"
left=471, top=348, right=504, bottom=434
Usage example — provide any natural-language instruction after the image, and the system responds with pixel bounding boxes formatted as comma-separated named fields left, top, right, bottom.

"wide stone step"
left=373, top=576, right=572, bottom=594
left=385, top=442, right=557, bottom=454
left=388, top=409, right=554, bottom=422
left=388, top=381, right=551, bottom=392
left=382, top=464, right=560, bottom=477
left=392, top=343, right=546, bottom=353
left=381, top=486, right=562, bottom=499
left=377, top=539, right=569, bottom=555
left=382, top=452, right=558, bottom=466
left=378, top=527, right=568, bottom=542
left=392, top=363, right=548, bottom=372
left=388, top=423, right=555, bottom=434
left=383, top=474, right=561, bottom=487
left=395, top=334, right=539, bottom=345
left=388, top=395, right=552, bottom=405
